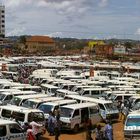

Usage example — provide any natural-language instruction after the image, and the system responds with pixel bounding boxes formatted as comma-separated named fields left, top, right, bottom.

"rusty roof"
left=26, top=36, right=54, bottom=43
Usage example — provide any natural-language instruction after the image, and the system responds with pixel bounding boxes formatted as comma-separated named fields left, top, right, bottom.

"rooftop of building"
left=26, top=35, right=55, bottom=43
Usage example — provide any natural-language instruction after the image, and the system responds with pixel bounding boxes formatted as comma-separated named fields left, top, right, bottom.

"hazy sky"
left=1, top=0, right=140, bottom=39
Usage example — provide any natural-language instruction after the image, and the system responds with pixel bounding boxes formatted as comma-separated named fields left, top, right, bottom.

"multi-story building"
left=0, top=5, right=5, bottom=37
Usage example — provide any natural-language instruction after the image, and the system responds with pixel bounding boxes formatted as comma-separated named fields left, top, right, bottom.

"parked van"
left=65, top=95, right=119, bottom=120
left=56, top=89, right=79, bottom=97
left=38, top=99, right=77, bottom=119
left=13, top=85, right=42, bottom=93
left=0, top=105, right=45, bottom=127
left=0, top=91, right=37, bottom=105
left=22, top=97, right=63, bottom=109
left=60, top=102, right=102, bottom=132
left=41, top=84, right=59, bottom=96
left=10, top=94, right=48, bottom=106
left=0, top=119, right=27, bottom=140
left=109, top=93, right=136, bottom=106
left=80, top=87, right=110, bottom=98
left=124, top=110, right=140, bottom=139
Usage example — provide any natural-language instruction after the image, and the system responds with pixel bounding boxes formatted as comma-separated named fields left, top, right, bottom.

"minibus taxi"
left=12, top=85, right=42, bottom=93
left=0, top=119, right=27, bottom=140
left=0, top=91, right=37, bottom=105
left=41, top=84, right=59, bottom=96
left=109, top=93, right=136, bottom=106
left=124, top=110, right=140, bottom=139
left=79, top=87, right=110, bottom=98
left=0, top=105, right=45, bottom=134
left=38, top=99, right=77, bottom=119
left=56, top=89, right=79, bottom=97
left=65, top=95, right=119, bottom=120
left=22, top=97, right=63, bottom=109
left=60, top=102, right=102, bottom=132
left=9, top=94, right=49, bottom=106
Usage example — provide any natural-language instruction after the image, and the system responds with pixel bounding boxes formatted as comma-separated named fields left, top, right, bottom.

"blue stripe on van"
left=126, top=123, right=140, bottom=126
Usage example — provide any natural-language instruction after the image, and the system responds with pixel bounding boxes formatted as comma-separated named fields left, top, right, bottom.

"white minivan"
left=0, top=119, right=27, bottom=140
left=65, top=95, right=119, bottom=120
left=124, top=110, right=140, bottom=139
left=60, top=102, right=102, bottom=132
left=0, top=105, right=45, bottom=127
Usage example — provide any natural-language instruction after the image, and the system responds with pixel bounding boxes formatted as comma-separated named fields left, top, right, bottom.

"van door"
left=81, top=107, right=89, bottom=123
left=89, top=107, right=101, bottom=124
left=71, top=109, right=80, bottom=129
left=98, top=104, right=106, bottom=120
left=9, top=123, right=26, bottom=140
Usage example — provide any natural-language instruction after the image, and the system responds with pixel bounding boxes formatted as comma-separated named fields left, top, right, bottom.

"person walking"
left=104, top=120, right=113, bottom=140
left=48, top=111, right=55, bottom=136
left=54, top=109, right=61, bottom=140
left=95, top=125, right=104, bottom=140
left=27, top=125, right=36, bottom=140
left=30, top=121, right=43, bottom=140
left=84, top=117, right=93, bottom=140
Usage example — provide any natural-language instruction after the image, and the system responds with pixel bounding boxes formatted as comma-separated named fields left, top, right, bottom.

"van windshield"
left=10, top=97, right=21, bottom=106
left=60, top=107, right=73, bottom=118
left=22, top=101, right=37, bottom=109
left=126, top=117, right=140, bottom=126
left=104, top=103, right=118, bottom=111
left=0, top=94, right=6, bottom=100
left=12, top=111, right=25, bottom=122
left=28, top=112, right=45, bottom=122
left=38, top=104, right=53, bottom=114
left=109, top=95, right=116, bottom=100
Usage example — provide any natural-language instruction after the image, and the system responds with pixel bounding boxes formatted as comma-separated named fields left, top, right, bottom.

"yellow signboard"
left=88, top=41, right=105, bottom=48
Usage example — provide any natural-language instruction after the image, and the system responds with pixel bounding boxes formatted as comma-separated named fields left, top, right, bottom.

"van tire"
left=73, top=124, right=79, bottom=133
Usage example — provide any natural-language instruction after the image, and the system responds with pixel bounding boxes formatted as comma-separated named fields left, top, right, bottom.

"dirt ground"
left=41, top=119, right=124, bottom=140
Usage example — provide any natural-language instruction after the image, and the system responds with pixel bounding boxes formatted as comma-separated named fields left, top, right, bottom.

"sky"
left=1, top=0, right=140, bottom=39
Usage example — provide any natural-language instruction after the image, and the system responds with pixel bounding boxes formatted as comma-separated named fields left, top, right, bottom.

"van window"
left=28, top=112, right=44, bottom=122
left=38, top=105, right=53, bottom=114
left=91, top=91, right=99, bottom=95
left=0, top=94, right=6, bottom=100
left=1, top=109, right=12, bottom=118
left=116, top=96, right=122, bottom=101
left=83, top=91, right=89, bottom=95
left=12, top=112, right=25, bottom=122
left=99, top=104, right=105, bottom=110
left=73, top=110, right=79, bottom=117
left=10, top=97, right=21, bottom=106
left=5, top=95, right=13, bottom=100
left=89, top=108, right=99, bottom=114
left=60, top=107, right=73, bottom=118
left=0, top=125, right=6, bottom=137
left=9, top=124, right=23, bottom=134
left=126, top=117, right=140, bottom=126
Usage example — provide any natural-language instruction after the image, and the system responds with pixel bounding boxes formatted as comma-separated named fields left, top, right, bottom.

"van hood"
left=60, top=117, right=71, bottom=123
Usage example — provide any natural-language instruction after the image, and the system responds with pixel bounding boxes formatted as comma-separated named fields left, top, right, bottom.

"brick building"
left=93, top=44, right=113, bottom=56
left=26, top=36, right=55, bottom=54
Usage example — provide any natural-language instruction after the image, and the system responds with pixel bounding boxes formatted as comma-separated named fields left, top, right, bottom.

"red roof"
left=26, top=36, right=54, bottom=43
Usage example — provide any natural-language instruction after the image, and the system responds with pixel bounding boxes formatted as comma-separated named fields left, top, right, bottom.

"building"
left=0, top=5, right=5, bottom=37
left=26, top=36, right=56, bottom=54
left=94, top=44, right=113, bottom=56
left=114, top=44, right=126, bottom=54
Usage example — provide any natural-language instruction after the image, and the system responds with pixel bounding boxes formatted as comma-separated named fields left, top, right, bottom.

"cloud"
left=99, top=0, right=108, bottom=7
left=48, top=32, right=63, bottom=37
left=135, top=28, right=140, bottom=35
left=6, top=27, right=26, bottom=36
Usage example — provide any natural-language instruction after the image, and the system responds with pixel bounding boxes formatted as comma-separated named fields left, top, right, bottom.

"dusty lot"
left=42, top=120, right=124, bottom=140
